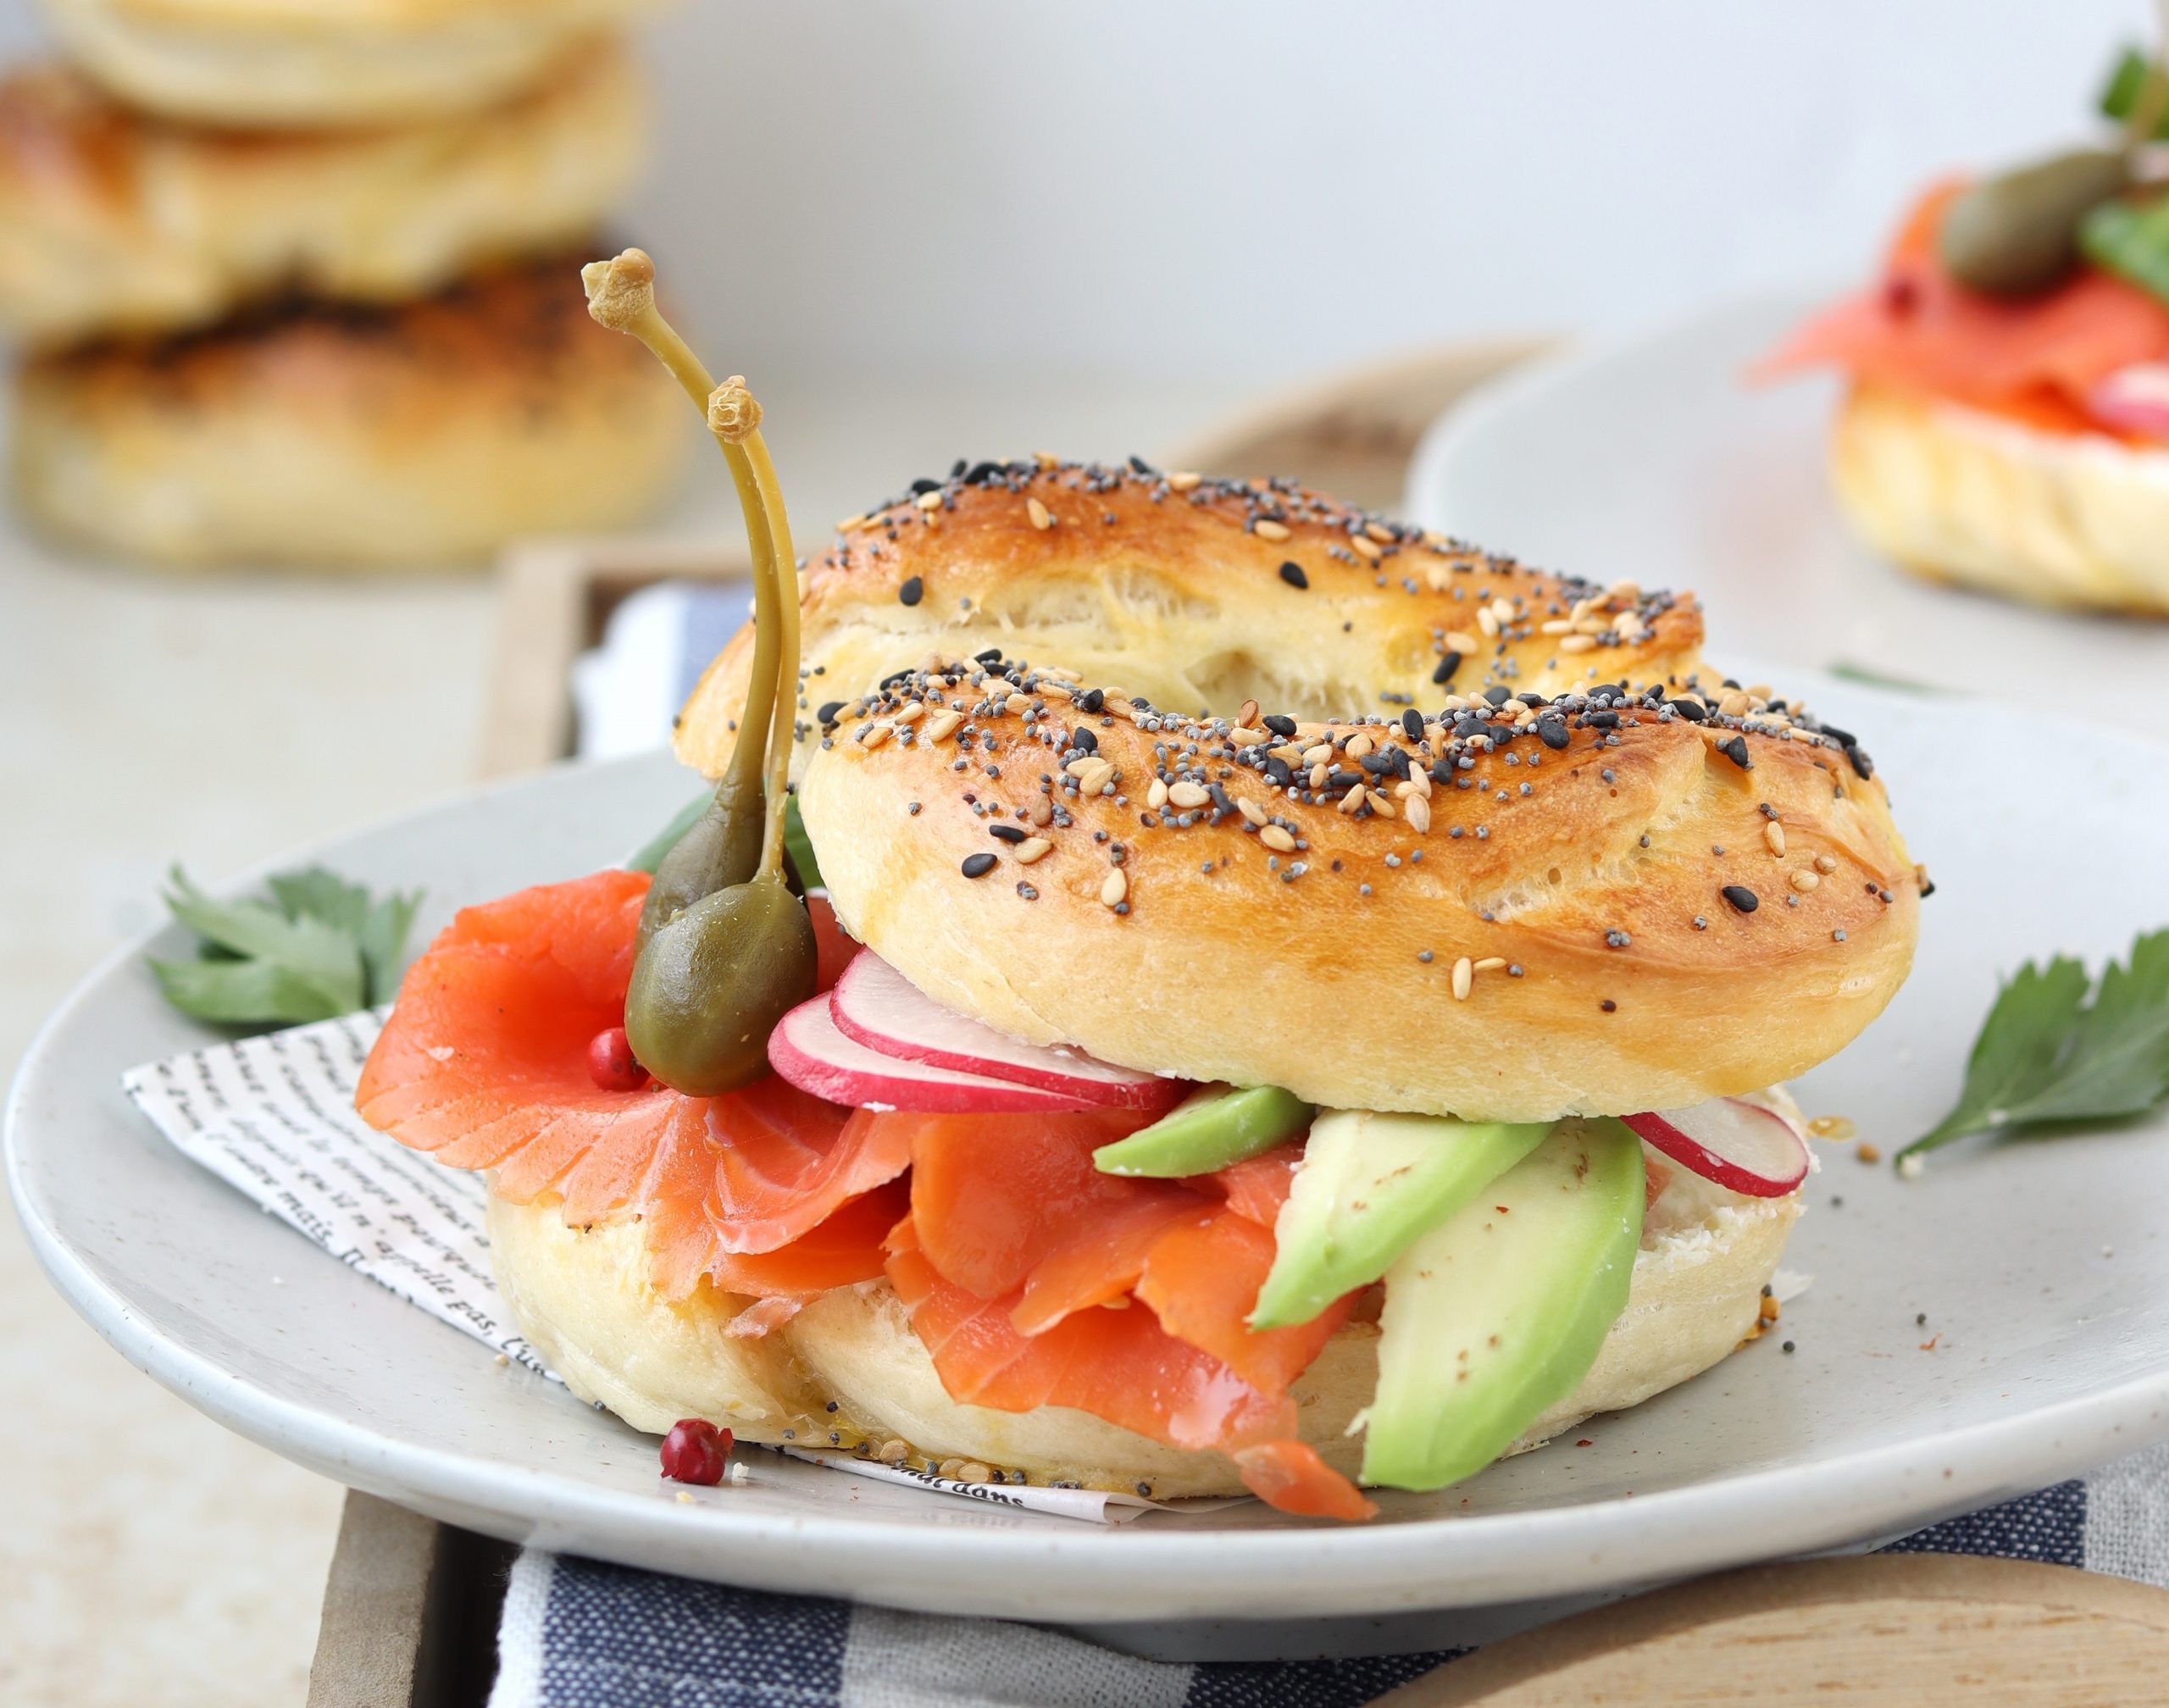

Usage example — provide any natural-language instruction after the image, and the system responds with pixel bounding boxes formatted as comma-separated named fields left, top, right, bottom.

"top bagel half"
left=674, top=461, right=1921, bottom=1121
left=672, top=459, right=1706, bottom=785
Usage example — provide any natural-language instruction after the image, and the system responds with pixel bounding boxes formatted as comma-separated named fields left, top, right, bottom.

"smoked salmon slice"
left=1758, top=181, right=2169, bottom=419
left=707, top=1179, right=908, bottom=1296
left=1134, top=1212, right=1352, bottom=1398
left=356, top=869, right=911, bottom=1300
left=1210, top=1143, right=1304, bottom=1228
left=906, top=1106, right=1162, bottom=1299
left=885, top=1215, right=1290, bottom=1451
left=1231, top=1441, right=1377, bottom=1522
left=1009, top=1190, right=1216, bottom=1336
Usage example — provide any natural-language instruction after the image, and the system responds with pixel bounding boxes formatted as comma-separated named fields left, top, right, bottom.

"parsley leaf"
left=150, top=863, right=423, bottom=1028
left=1901, top=930, right=2169, bottom=1161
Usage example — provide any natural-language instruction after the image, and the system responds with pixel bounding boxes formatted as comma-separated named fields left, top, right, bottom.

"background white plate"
left=1406, top=289, right=2169, bottom=733
left=9, top=690, right=2169, bottom=1658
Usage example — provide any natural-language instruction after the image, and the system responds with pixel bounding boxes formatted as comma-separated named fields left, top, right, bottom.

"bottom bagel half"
left=486, top=1126, right=1802, bottom=1500
left=1831, top=379, right=2169, bottom=616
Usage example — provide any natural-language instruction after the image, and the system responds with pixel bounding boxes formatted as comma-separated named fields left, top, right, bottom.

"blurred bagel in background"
left=10, top=253, right=686, bottom=569
left=1830, top=379, right=2169, bottom=616
left=39, top=0, right=664, bottom=130
left=0, top=48, right=647, bottom=347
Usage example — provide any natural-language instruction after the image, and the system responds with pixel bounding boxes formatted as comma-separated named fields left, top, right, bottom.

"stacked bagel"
left=0, top=0, right=683, bottom=568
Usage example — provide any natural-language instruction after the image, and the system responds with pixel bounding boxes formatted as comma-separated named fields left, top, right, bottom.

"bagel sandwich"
left=361, top=453, right=1918, bottom=1517
left=41, top=0, right=664, bottom=130
left=352, top=252, right=1917, bottom=1517
left=10, top=252, right=685, bottom=569
left=0, top=48, right=648, bottom=347
left=1763, top=155, right=2169, bottom=615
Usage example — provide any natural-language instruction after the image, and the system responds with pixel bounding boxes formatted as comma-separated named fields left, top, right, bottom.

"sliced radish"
left=1621, top=1100, right=1809, bottom=1198
left=768, top=994, right=1101, bottom=1113
left=2089, top=362, right=2169, bottom=441
left=829, top=953, right=1181, bottom=1111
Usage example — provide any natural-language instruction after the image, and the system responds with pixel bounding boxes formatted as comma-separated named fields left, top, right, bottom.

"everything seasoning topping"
left=816, top=462, right=1699, bottom=701
left=821, top=632, right=1911, bottom=982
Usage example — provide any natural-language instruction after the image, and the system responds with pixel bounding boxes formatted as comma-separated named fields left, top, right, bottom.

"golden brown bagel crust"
left=0, top=52, right=646, bottom=345
left=797, top=652, right=1917, bottom=1121
left=11, top=254, right=685, bottom=568
left=42, top=0, right=663, bottom=129
left=1833, top=380, right=2169, bottom=616
left=672, top=463, right=1706, bottom=784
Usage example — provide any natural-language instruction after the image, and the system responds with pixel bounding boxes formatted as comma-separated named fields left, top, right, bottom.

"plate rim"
left=10, top=743, right=2169, bottom=1626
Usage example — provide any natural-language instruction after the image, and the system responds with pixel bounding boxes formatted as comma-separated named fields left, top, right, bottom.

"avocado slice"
left=1248, top=1109, right=1553, bottom=1330
left=1360, top=1118, right=1644, bottom=1492
left=1092, top=1084, right=1314, bottom=1178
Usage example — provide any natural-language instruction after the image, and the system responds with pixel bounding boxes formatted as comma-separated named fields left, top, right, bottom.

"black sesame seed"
left=1718, top=735, right=1751, bottom=770
left=1266, top=757, right=1294, bottom=788
left=897, top=575, right=924, bottom=607
left=1845, top=743, right=1874, bottom=779
left=1667, top=698, right=1706, bottom=723
left=961, top=852, right=997, bottom=879
left=1584, top=710, right=1619, bottom=730
left=1278, top=561, right=1309, bottom=590
left=1401, top=708, right=1425, bottom=741
left=1484, top=685, right=1513, bottom=707
left=1262, top=713, right=1297, bottom=738
left=974, top=646, right=1004, bottom=664
left=1600, top=999, right=1617, bottom=1012
left=816, top=700, right=844, bottom=727
left=1071, top=726, right=1098, bottom=754
left=1782, top=1340, right=1795, bottom=1354
left=1536, top=717, right=1569, bottom=751
left=988, top=824, right=1026, bottom=843
left=1431, top=653, right=1461, bottom=685
left=908, top=476, right=941, bottom=496
left=1078, top=688, right=1106, bottom=713
left=1722, top=884, right=1760, bottom=913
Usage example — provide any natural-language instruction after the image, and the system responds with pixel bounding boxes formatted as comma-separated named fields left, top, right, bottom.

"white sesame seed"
left=1236, top=797, right=1268, bottom=827
left=1790, top=869, right=1820, bottom=892
left=1260, top=824, right=1296, bottom=852
left=1146, top=778, right=1170, bottom=809
left=1014, top=837, right=1052, bottom=864
left=1477, top=607, right=1501, bottom=639
left=1168, top=471, right=1201, bottom=491
left=1253, top=518, right=1290, bottom=541
left=1452, top=957, right=1473, bottom=1000
left=1558, top=635, right=1597, bottom=654
left=1350, top=534, right=1381, bottom=563
left=1405, top=793, right=1431, bottom=834
left=1764, top=822, right=1786, bottom=857
left=1101, top=868, right=1129, bottom=907
left=924, top=709, right=962, bottom=741
left=915, top=490, right=943, bottom=511
left=1027, top=496, right=1053, bottom=530
left=860, top=723, right=892, bottom=748
left=1815, top=853, right=1838, bottom=874
left=1365, top=521, right=1395, bottom=545
left=1473, top=956, right=1507, bottom=973
left=1445, top=630, right=1481, bottom=655
left=1168, top=781, right=1210, bottom=809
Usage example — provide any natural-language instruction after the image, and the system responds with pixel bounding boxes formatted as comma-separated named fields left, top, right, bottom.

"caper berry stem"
left=741, top=430, right=802, bottom=883
left=580, top=249, right=781, bottom=813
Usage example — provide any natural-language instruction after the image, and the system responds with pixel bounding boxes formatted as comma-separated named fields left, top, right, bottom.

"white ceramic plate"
left=9, top=702, right=2169, bottom=1660
left=1406, top=289, right=2169, bottom=733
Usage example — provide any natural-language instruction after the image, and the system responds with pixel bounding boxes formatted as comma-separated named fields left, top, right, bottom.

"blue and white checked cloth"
left=490, top=1448, right=2169, bottom=1707
left=529, top=587, right=2169, bottom=1705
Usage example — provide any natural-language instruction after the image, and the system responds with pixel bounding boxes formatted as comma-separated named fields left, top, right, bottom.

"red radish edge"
left=769, top=994, right=1101, bottom=1113
left=1621, top=1100, right=1809, bottom=1198
left=829, top=953, right=1180, bottom=1110
left=2090, top=363, right=2169, bottom=441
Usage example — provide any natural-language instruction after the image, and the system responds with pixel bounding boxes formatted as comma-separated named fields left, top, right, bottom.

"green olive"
left=1939, top=148, right=2129, bottom=298
left=636, top=774, right=765, bottom=951
left=623, top=873, right=817, bottom=1095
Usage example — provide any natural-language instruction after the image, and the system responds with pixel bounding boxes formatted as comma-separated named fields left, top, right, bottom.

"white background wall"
left=621, top=1, right=2153, bottom=390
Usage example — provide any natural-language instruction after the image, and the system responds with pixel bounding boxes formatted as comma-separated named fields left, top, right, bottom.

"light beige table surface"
left=0, top=373, right=1237, bottom=1707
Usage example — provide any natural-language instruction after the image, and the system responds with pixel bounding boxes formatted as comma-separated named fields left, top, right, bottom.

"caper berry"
left=637, top=773, right=765, bottom=952
left=623, top=874, right=817, bottom=1095
left=1939, top=148, right=2129, bottom=298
